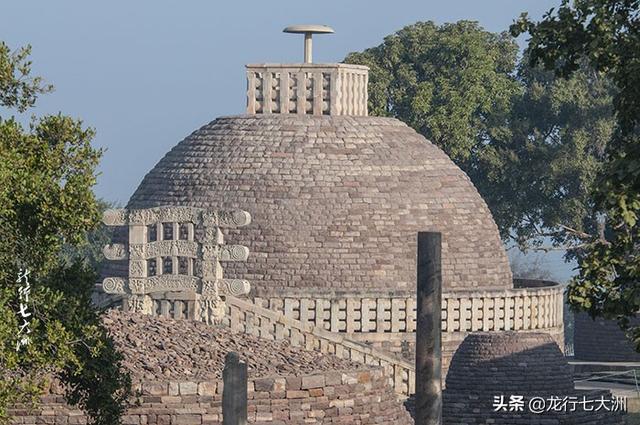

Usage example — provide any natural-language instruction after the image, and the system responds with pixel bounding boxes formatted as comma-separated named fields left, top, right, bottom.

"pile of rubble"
left=102, top=309, right=363, bottom=381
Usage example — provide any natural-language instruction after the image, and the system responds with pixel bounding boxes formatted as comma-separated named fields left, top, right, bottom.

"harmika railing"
left=246, top=63, right=369, bottom=116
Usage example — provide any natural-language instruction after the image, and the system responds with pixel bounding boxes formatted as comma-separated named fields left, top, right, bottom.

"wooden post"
left=415, top=232, right=442, bottom=425
left=223, top=352, right=247, bottom=425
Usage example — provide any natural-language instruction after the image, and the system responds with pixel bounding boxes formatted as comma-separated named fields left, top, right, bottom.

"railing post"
left=415, top=232, right=442, bottom=425
left=223, top=352, right=247, bottom=425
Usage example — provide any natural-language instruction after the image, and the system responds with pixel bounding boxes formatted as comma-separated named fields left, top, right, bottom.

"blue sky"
left=2, top=0, right=574, bottom=280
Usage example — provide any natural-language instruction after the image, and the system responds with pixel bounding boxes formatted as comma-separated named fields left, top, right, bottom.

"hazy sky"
left=3, top=0, right=561, bottom=203
left=2, top=0, right=575, bottom=280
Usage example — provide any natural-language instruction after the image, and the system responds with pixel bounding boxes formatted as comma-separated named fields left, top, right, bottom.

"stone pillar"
left=415, top=232, right=442, bottom=425
left=223, top=352, right=247, bottom=425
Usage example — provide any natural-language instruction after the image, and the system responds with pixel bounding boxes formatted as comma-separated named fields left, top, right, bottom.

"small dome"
left=446, top=332, right=574, bottom=394
left=128, top=114, right=512, bottom=296
left=443, top=332, right=626, bottom=424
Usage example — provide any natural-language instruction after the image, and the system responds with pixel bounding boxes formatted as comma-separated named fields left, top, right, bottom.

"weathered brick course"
left=10, top=369, right=412, bottom=425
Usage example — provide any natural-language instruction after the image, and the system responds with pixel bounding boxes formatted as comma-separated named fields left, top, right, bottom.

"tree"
left=344, top=20, right=616, bottom=255
left=344, top=21, right=520, bottom=165
left=60, top=199, right=121, bottom=271
left=0, top=42, right=131, bottom=424
left=511, top=1, right=640, bottom=347
left=472, top=59, right=615, bottom=252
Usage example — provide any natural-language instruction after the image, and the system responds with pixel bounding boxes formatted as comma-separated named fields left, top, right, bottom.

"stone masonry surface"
left=441, top=332, right=625, bottom=424
left=102, top=309, right=363, bottom=381
left=10, top=368, right=412, bottom=425
left=10, top=310, right=412, bottom=425
left=574, top=313, right=640, bottom=362
left=125, top=114, right=512, bottom=296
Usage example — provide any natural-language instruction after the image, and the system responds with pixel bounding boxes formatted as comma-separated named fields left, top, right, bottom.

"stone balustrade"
left=224, top=296, right=416, bottom=396
left=252, top=285, right=564, bottom=336
left=250, top=285, right=565, bottom=372
left=246, top=63, right=369, bottom=116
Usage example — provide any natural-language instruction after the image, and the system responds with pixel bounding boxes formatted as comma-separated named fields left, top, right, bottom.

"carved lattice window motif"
left=100, top=206, right=253, bottom=321
left=179, top=223, right=189, bottom=240
left=162, top=223, right=173, bottom=241
left=147, top=224, right=157, bottom=242
left=147, top=259, right=157, bottom=276
left=178, top=257, right=190, bottom=275
left=162, top=257, right=173, bottom=274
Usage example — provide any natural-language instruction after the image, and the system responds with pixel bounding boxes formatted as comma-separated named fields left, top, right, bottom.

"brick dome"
left=442, top=332, right=626, bottom=424
left=127, top=114, right=511, bottom=296
left=445, top=332, right=574, bottom=394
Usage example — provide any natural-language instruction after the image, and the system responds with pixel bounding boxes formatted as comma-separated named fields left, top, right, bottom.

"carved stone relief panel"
left=101, top=206, right=252, bottom=323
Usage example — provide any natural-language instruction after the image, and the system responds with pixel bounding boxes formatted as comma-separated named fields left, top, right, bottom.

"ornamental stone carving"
left=219, top=245, right=250, bottom=262
left=217, top=279, right=251, bottom=297
left=103, top=244, right=126, bottom=261
left=201, top=279, right=219, bottom=299
left=129, top=244, right=145, bottom=259
left=201, top=244, right=249, bottom=261
left=145, top=275, right=199, bottom=293
left=102, top=209, right=127, bottom=226
left=146, top=240, right=198, bottom=258
left=126, top=295, right=154, bottom=314
left=128, top=278, right=146, bottom=294
left=100, top=205, right=252, bottom=323
left=129, top=260, right=146, bottom=278
left=102, top=277, right=126, bottom=294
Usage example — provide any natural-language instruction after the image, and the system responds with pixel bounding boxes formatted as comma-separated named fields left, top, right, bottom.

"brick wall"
left=574, top=313, right=640, bottom=362
left=9, top=368, right=412, bottom=425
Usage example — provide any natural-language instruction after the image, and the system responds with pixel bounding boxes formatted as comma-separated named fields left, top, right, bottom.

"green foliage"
left=472, top=60, right=615, bottom=251
left=0, top=42, right=53, bottom=113
left=60, top=199, right=120, bottom=271
left=345, top=21, right=520, bottom=164
left=344, top=20, right=616, bottom=254
left=511, top=1, right=640, bottom=346
left=0, top=42, right=131, bottom=424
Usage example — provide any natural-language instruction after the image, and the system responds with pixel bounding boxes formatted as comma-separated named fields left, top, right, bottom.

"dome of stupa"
left=126, top=35, right=512, bottom=297
left=127, top=116, right=511, bottom=296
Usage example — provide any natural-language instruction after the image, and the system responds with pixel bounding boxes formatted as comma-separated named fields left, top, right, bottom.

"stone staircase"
left=223, top=295, right=415, bottom=396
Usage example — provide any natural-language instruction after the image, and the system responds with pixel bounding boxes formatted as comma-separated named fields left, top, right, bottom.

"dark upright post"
left=415, top=232, right=442, bottom=425
left=223, top=351, right=247, bottom=425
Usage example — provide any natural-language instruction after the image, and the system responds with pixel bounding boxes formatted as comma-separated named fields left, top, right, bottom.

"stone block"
left=308, top=388, right=323, bottom=397
left=286, top=390, right=309, bottom=399
left=121, top=416, right=140, bottom=425
left=168, top=382, right=179, bottom=396
left=197, top=382, right=216, bottom=396
left=324, top=372, right=342, bottom=386
left=342, top=373, right=358, bottom=385
left=179, top=382, right=198, bottom=396
left=171, top=415, right=201, bottom=425
left=143, top=383, right=167, bottom=396
left=253, top=378, right=275, bottom=392
left=273, top=378, right=286, bottom=392
left=301, top=375, right=325, bottom=389
left=285, top=376, right=301, bottom=390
